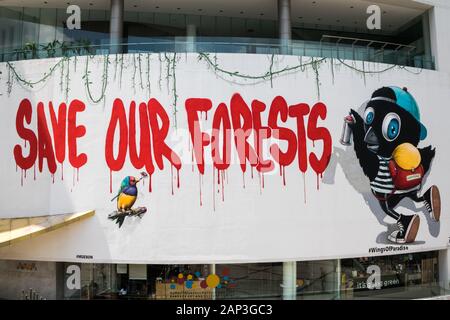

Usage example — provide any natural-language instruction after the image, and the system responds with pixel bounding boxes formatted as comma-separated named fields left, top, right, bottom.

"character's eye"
left=364, top=107, right=375, bottom=125
left=382, top=113, right=401, bottom=141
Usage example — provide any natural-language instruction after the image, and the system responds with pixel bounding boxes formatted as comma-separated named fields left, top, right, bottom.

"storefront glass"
left=341, top=251, right=440, bottom=299
left=296, top=260, right=339, bottom=300
left=0, top=250, right=445, bottom=300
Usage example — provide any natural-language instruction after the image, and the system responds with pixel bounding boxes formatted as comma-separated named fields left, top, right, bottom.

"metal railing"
left=0, top=36, right=435, bottom=70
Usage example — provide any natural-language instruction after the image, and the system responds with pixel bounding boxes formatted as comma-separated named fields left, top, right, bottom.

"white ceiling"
left=0, top=0, right=431, bottom=32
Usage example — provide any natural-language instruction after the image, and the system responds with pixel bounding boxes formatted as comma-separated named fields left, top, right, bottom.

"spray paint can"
left=340, top=114, right=355, bottom=146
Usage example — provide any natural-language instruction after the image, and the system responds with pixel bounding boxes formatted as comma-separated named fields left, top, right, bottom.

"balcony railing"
left=0, top=36, right=435, bottom=70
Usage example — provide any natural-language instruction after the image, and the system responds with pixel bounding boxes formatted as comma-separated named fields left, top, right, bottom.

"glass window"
left=38, top=8, right=57, bottom=44
left=215, top=263, right=283, bottom=299
left=296, top=260, right=339, bottom=300
left=341, top=251, right=440, bottom=299
left=22, top=7, right=40, bottom=45
left=0, top=7, right=23, bottom=51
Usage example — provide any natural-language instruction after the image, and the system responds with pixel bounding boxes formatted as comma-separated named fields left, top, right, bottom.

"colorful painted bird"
left=111, top=172, right=147, bottom=212
left=116, top=176, right=139, bottom=211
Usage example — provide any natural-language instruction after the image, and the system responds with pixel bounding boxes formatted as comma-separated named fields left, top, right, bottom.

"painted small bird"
left=112, top=176, right=141, bottom=212
left=109, top=172, right=148, bottom=228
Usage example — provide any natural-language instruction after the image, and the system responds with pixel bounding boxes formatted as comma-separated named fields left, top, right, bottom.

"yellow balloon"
left=392, top=143, right=421, bottom=170
left=206, top=274, right=220, bottom=288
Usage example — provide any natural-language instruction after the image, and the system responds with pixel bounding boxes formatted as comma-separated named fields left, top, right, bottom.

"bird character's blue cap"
left=369, top=86, right=427, bottom=140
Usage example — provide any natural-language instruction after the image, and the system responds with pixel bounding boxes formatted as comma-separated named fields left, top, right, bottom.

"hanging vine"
left=158, top=52, right=163, bottom=91
left=6, top=57, right=66, bottom=92
left=131, top=53, right=137, bottom=94
left=311, top=58, right=323, bottom=100
left=6, top=63, right=14, bottom=95
left=269, top=53, right=275, bottom=88
left=198, top=52, right=326, bottom=100
left=146, top=53, right=151, bottom=97
left=65, top=58, right=70, bottom=102
left=138, top=53, right=144, bottom=91
left=4, top=50, right=425, bottom=112
left=113, top=53, right=118, bottom=81
left=198, top=52, right=326, bottom=82
left=119, top=54, right=124, bottom=89
left=163, top=53, right=179, bottom=128
left=83, top=54, right=109, bottom=104
left=59, top=59, right=65, bottom=93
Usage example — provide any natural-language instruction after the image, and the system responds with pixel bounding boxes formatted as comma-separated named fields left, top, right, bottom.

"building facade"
left=0, top=0, right=449, bottom=300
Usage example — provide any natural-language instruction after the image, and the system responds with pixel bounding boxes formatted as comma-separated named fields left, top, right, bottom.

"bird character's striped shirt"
left=370, top=155, right=421, bottom=195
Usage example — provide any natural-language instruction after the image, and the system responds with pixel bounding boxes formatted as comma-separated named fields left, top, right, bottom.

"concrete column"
left=422, top=10, right=432, bottom=69
left=282, top=261, right=296, bottom=300
left=186, top=24, right=197, bottom=53
left=109, top=0, right=124, bottom=54
left=439, top=249, right=450, bottom=295
left=336, top=259, right=342, bottom=300
left=55, top=262, right=65, bottom=300
left=428, top=5, right=450, bottom=73
left=209, top=264, right=216, bottom=300
left=278, top=0, right=292, bottom=55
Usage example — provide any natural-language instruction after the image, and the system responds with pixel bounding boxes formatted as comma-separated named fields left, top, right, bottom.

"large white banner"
left=0, top=53, right=449, bottom=263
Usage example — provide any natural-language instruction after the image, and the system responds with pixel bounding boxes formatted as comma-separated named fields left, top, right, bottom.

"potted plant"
left=23, top=42, right=38, bottom=59
left=41, top=40, right=61, bottom=58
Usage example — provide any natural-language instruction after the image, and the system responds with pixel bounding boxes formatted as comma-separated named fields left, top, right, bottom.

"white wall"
left=0, top=53, right=449, bottom=264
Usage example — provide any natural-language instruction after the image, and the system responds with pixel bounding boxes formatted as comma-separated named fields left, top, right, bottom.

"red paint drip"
left=262, top=172, right=265, bottom=189
left=213, top=167, right=216, bottom=211
left=171, top=165, right=174, bottom=195
left=24, top=169, right=27, bottom=179
left=109, top=170, right=113, bottom=193
left=282, top=166, right=286, bottom=186
left=251, top=166, right=254, bottom=179
left=316, top=173, right=320, bottom=190
left=52, top=174, right=55, bottom=184
left=221, top=170, right=225, bottom=202
left=61, top=163, right=64, bottom=181
left=148, top=174, right=153, bottom=192
left=177, top=168, right=180, bottom=188
left=242, top=171, right=246, bottom=189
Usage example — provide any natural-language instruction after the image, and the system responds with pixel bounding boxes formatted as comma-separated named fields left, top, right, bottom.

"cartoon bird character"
left=348, top=86, right=441, bottom=244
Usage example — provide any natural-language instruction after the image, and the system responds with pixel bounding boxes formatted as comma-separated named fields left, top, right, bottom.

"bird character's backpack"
left=388, top=160, right=424, bottom=190
left=388, top=143, right=424, bottom=190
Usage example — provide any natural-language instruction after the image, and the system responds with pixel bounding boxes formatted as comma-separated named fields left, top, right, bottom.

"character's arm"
left=419, top=145, right=436, bottom=174
left=348, top=109, right=379, bottom=181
